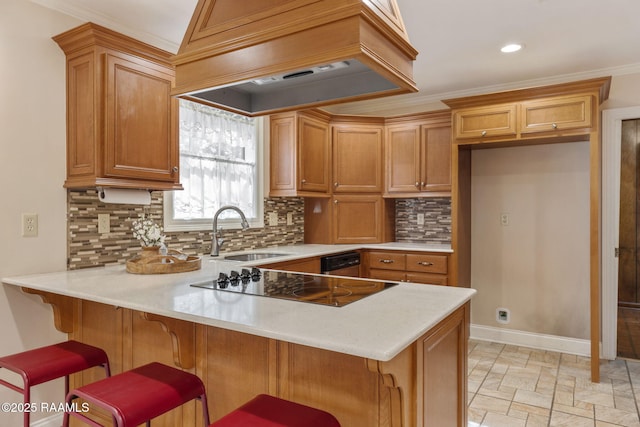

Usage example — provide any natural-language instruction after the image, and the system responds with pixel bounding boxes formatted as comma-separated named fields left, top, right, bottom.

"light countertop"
left=2, top=243, right=473, bottom=362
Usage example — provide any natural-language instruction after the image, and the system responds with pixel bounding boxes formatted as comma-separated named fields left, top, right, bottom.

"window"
left=164, top=100, right=264, bottom=232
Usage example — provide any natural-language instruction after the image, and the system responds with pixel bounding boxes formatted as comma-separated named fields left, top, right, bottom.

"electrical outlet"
left=22, top=213, right=38, bottom=237
left=286, top=212, right=294, bottom=226
left=496, top=307, right=510, bottom=324
left=417, top=213, right=425, bottom=225
left=98, top=214, right=110, bottom=234
left=500, top=213, right=509, bottom=226
left=268, top=212, right=278, bottom=226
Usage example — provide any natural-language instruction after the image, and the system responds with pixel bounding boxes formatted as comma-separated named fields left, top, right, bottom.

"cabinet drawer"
left=453, top=104, right=517, bottom=141
left=406, top=272, right=448, bottom=286
left=406, top=254, right=448, bottom=274
left=520, top=95, right=592, bottom=134
left=368, top=269, right=406, bottom=282
left=368, top=251, right=406, bottom=270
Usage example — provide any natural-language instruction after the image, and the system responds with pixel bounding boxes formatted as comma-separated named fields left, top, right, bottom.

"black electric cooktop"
left=189, top=268, right=397, bottom=307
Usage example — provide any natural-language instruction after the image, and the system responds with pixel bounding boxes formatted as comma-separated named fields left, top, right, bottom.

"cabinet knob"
left=417, top=261, right=434, bottom=267
left=552, top=123, right=558, bottom=129
left=415, top=182, right=420, bottom=187
left=379, top=259, right=394, bottom=264
left=334, top=199, right=339, bottom=204
left=301, top=179, right=307, bottom=184
left=172, top=166, right=179, bottom=173
left=421, top=182, right=425, bottom=187
left=481, top=130, right=487, bottom=137
left=334, top=182, right=339, bottom=187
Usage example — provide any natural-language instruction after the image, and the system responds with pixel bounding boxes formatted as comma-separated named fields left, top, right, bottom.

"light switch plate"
left=98, top=213, right=110, bottom=234
left=268, top=212, right=278, bottom=226
left=286, top=212, right=294, bottom=226
left=416, top=213, right=425, bottom=225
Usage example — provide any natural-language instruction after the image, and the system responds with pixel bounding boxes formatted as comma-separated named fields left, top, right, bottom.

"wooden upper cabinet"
left=54, top=23, right=181, bottom=190
left=385, top=110, right=452, bottom=196
left=303, top=196, right=395, bottom=244
left=385, top=124, right=421, bottom=194
left=452, top=104, right=517, bottom=142
left=444, top=78, right=610, bottom=146
left=519, top=94, right=592, bottom=135
left=332, top=195, right=385, bottom=243
left=104, top=53, right=177, bottom=182
left=269, top=111, right=330, bottom=196
left=332, top=123, right=384, bottom=193
left=299, top=114, right=330, bottom=193
left=421, top=123, right=451, bottom=193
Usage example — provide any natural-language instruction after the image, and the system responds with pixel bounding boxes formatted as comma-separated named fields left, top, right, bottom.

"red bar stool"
left=63, top=362, right=210, bottom=427
left=211, top=394, right=341, bottom=427
left=0, top=340, right=110, bottom=427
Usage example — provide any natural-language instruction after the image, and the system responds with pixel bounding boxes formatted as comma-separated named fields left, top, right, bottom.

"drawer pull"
left=481, top=130, right=487, bottom=137
left=417, top=261, right=434, bottom=266
left=552, top=123, right=558, bottom=129
left=379, top=259, right=394, bottom=264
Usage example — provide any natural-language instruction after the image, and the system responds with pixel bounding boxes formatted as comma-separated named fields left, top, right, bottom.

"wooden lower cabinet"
left=27, top=290, right=469, bottom=427
left=365, top=250, right=450, bottom=286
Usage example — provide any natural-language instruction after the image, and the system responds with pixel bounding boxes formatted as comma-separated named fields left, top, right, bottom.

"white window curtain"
left=166, top=100, right=261, bottom=230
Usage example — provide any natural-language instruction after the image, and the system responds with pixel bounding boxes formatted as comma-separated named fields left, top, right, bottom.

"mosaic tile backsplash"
left=394, top=198, right=451, bottom=244
left=67, top=190, right=451, bottom=270
left=67, top=189, right=304, bottom=270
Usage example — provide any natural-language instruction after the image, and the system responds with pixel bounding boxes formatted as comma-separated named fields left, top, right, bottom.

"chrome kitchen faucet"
left=210, top=205, right=250, bottom=257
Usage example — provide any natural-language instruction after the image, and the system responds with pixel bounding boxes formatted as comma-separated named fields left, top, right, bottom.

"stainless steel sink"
left=222, top=252, right=287, bottom=262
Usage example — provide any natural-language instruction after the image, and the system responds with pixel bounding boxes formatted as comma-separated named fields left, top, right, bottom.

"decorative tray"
left=126, top=249, right=201, bottom=274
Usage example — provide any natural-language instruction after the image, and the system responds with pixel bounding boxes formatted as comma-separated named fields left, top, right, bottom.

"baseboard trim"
left=32, top=413, right=62, bottom=427
left=470, top=324, right=591, bottom=357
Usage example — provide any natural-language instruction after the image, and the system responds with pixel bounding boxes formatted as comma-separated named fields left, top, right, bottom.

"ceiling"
left=33, top=0, right=640, bottom=115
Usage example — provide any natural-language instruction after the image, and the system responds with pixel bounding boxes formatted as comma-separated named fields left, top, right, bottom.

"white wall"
left=470, top=142, right=591, bottom=340
left=0, top=1, right=80, bottom=425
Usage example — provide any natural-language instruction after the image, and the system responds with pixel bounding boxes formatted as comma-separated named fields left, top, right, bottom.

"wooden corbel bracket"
left=21, top=287, right=76, bottom=334
left=140, top=312, right=196, bottom=370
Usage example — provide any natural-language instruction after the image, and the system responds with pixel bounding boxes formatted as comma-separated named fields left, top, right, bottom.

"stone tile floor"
left=468, top=340, right=640, bottom=426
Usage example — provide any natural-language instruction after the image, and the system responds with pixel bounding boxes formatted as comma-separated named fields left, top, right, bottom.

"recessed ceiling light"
left=501, top=43, right=523, bottom=53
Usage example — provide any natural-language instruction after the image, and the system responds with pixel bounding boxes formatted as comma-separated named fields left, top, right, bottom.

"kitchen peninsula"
left=2, top=247, right=475, bottom=427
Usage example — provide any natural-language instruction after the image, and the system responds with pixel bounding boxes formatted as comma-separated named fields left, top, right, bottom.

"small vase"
left=139, top=246, right=160, bottom=258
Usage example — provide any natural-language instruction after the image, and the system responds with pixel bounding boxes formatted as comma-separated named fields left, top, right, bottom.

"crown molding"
left=30, top=0, right=181, bottom=53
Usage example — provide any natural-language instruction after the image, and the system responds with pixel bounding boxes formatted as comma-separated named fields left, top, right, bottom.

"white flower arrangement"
left=131, top=215, right=165, bottom=247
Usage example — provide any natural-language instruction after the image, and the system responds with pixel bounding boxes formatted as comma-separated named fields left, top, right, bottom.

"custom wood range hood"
left=171, top=0, right=419, bottom=116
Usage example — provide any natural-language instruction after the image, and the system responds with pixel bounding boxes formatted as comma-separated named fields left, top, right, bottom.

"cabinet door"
left=421, top=125, right=451, bottom=192
left=104, top=52, right=178, bottom=183
left=332, top=125, right=383, bottom=193
left=298, top=114, right=330, bottom=193
left=452, top=104, right=517, bottom=142
left=519, top=95, right=592, bottom=135
left=269, top=114, right=296, bottom=195
left=332, top=196, right=382, bottom=243
left=385, top=125, right=421, bottom=193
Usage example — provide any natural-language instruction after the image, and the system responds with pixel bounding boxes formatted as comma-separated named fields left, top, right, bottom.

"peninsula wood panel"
left=27, top=289, right=470, bottom=427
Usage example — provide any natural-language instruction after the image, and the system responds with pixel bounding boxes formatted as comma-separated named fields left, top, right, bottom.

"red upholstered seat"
left=0, top=340, right=110, bottom=427
left=63, top=362, right=210, bottom=427
left=211, top=394, right=341, bottom=427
